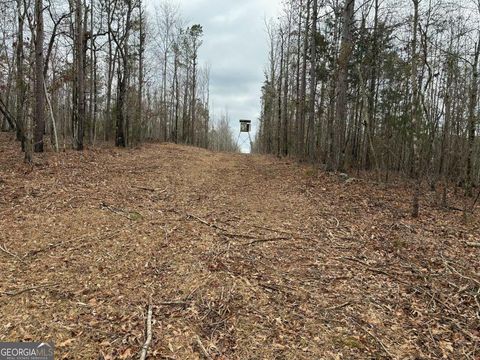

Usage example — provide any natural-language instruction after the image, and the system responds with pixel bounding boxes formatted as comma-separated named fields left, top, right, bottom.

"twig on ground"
left=258, top=282, right=283, bottom=293
left=158, top=301, right=189, bottom=306
left=448, top=206, right=464, bottom=212
left=243, top=237, right=291, bottom=246
left=163, top=225, right=169, bottom=242
left=475, top=294, right=480, bottom=319
left=342, top=257, right=393, bottom=278
left=470, top=188, right=480, bottom=213
left=250, top=224, right=313, bottom=238
left=2, top=284, right=58, bottom=296
left=185, top=212, right=316, bottom=242
left=221, top=232, right=259, bottom=239
left=186, top=213, right=257, bottom=239
left=186, top=276, right=212, bottom=300
left=323, top=301, right=351, bottom=311
left=441, top=255, right=480, bottom=286
left=100, top=202, right=142, bottom=220
left=466, top=242, right=480, bottom=248
left=351, top=317, right=396, bottom=359
left=132, top=185, right=167, bottom=193
left=251, top=224, right=294, bottom=233
left=23, top=226, right=127, bottom=259
left=100, top=202, right=129, bottom=218
left=328, top=217, right=340, bottom=228
left=0, top=244, right=24, bottom=263
left=446, top=316, right=479, bottom=342
left=194, top=335, right=213, bottom=360
left=341, top=256, right=455, bottom=311
left=139, top=302, right=153, bottom=360
left=186, top=213, right=228, bottom=231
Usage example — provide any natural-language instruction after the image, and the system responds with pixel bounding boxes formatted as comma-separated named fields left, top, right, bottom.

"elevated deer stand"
left=236, top=119, right=252, bottom=153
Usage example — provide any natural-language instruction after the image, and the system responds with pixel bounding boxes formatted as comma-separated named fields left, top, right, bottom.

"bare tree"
left=73, top=0, right=85, bottom=150
left=33, top=0, right=45, bottom=153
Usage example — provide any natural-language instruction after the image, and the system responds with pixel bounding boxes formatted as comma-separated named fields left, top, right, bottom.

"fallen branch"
left=329, top=217, right=340, bottom=229
left=446, top=316, right=479, bottom=342
left=258, top=282, right=283, bottom=293
left=342, top=257, right=456, bottom=312
left=181, top=211, right=321, bottom=247
left=342, top=257, right=392, bottom=278
left=251, top=224, right=294, bottom=234
left=447, top=205, right=464, bottom=212
left=221, top=232, right=259, bottom=239
left=2, top=284, right=58, bottom=296
left=243, top=237, right=291, bottom=246
left=323, top=301, right=351, bottom=311
left=139, top=303, right=153, bottom=360
left=0, top=244, right=24, bottom=263
left=441, top=255, right=480, bottom=286
left=251, top=224, right=314, bottom=239
left=158, top=301, right=189, bottom=306
left=184, top=212, right=316, bottom=242
left=194, top=335, right=213, bottom=360
left=470, top=188, right=480, bottom=213
left=100, top=202, right=129, bottom=217
left=132, top=185, right=167, bottom=193
left=466, top=242, right=480, bottom=248
left=186, top=213, right=257, bottom=239
left=23, top=226, right=126, bottom=259
left=100, top=202, right=143, bottom=221
left=351, top=317, right=396, bottom=359
left=186, top=213, right=228, bottom=232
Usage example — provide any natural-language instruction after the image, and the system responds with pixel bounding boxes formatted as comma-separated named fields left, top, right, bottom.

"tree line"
left=0, top=0, right=239, bottom=159
left=256, top=0, right=480, bottom=216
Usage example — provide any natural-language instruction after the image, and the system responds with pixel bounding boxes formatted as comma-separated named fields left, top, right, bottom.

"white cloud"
left=146, top=0, right=282, bottom=151
left=210, top=7, right=246, bottom=24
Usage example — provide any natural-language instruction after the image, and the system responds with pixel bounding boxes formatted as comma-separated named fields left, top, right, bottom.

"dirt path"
left=0, top=137, right=479, bottom=359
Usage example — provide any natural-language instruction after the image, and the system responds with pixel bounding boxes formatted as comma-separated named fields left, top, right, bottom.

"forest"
left=0, top=0, right=479, bottom=359
left=0, top=0, right=238, bottom=155
left=256, top=0, right=480, bottom=217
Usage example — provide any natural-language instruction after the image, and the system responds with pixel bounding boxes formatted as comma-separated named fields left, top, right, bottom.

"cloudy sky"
left=150, top=0, right=282, bottom=151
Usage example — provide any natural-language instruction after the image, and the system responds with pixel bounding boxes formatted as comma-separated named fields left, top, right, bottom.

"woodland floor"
left=0, top=132, right=479, bottom=359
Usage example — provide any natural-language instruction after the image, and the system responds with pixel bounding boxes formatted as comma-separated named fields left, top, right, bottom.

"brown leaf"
left=58, top=338, right=75, bottom=347
left=119, top=348, right=134, bottom=359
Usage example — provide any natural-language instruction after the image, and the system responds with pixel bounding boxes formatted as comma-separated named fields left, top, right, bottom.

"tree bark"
left=15, top=0, right=26, bottom=150
left=34, top=0, right=45, bottom=153
left=307, top=0, right=318, bottom=158
left=335, top=0, right=355, bottom=171
left=411, top=0, right=421, bottom=218
left=73, top=0, right=85, bottom=150
left=465, top=34, right=480, bottom=197
left=298, top=0, right=310, bottom=159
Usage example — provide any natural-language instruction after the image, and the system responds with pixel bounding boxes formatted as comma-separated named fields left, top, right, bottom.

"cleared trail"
left=0, top=137, right=478, bottom=359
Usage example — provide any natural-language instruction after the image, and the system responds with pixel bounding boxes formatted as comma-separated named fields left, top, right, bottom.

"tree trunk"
left=365, top=0, right=379, bottom=170
left=34, top=0, right=45, bottom=153
left=465, top=34, right=480, bottom=197
left=137, top=3, right=145, bottom=144
left=115, top=0, right=132, bottom=148
left=411, top=0, right=421, bottom=218
left=335, top=0, right=355, bottom=171
left=277, top=29, right=284, bottom=157
left=307, top=0, right=318, bottom=158
left=15, top=0, right=26, bottom=150
left=73, top=0, right=85, bottom=150
left=173, top=46, right=179, bottom=143
left=298, top=0, right=310, bottom=159
left=105, top=0, right=114, bottom=141
left=282, top=17, right=292, bottom=157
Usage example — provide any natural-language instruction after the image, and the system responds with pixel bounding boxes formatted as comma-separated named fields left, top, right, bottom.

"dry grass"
left=0, top=132, right=479, bottom=359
